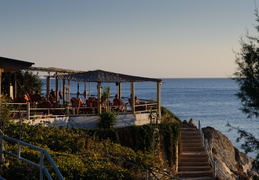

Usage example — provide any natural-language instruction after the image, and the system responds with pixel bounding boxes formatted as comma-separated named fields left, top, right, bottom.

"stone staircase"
left=177, top=124, right=214, bottom=180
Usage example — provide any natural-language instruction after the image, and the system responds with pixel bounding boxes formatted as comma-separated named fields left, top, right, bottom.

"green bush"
left=98, top=109, right=118, bottom=129
left=1, top=115, right=180, bottom=179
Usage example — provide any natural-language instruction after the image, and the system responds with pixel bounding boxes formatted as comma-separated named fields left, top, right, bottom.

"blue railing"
left=0, top=135, right=64, bottom=180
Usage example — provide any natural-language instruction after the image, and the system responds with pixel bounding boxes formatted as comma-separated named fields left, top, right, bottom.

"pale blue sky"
left=0, top=1, right=258, bottom=78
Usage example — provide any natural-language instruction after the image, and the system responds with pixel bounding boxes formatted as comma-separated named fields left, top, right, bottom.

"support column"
left=157, top=81, right=162, bottom=122
left=7, top=72, right=11, bottom=97
left=14, top=72, right=17, bottom=99
left=46, top=76, right=50, bottom=100
left=62, top=79, right=66, bottom=106
left=68, top=80, right=70, bottom=104
left=97, top=82, right=102, bottom=114
left=116, top=82, right=122, bottom=99
left=131, top=82, right=135, bottom=114
left=55, top=74, right=59, bottom=102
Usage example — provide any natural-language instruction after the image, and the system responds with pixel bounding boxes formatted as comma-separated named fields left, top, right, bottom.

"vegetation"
left=233, top=9, right=259, bottom=176
left=0, top=105, right=180, bottom=179
left=0, top=95, right=12, bottom=129
left=98, top=109, right=118, bottom=129
left=161, top=106, right=181, bottom=123
left=1, top=70, right=43, bottom=98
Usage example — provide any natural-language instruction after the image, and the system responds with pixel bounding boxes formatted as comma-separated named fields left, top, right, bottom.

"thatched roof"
left=28, top=66, right=84, bottom=74
left=0, top=56, right=34, bottom=72
left=56, top=70, right=162, bottom=83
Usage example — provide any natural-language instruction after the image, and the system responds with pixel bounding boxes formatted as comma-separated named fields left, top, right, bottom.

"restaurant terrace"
left=1, top=57, right=163, bottom=128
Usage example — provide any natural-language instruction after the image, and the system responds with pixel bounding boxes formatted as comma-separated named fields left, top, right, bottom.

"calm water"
left=47, top=78, right=258, bottom=157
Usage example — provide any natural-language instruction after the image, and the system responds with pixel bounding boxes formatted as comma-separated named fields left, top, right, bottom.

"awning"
left=56, top=69, right=162, bottom=83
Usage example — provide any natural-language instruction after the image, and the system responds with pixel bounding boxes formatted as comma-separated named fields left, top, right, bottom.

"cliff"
left=202, top=126, right=258, bottom=179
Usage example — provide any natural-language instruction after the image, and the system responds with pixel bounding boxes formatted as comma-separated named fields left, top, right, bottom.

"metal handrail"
left=198, top=120, right=227, bottom=179
left=0, top=135, right=64, bottom=180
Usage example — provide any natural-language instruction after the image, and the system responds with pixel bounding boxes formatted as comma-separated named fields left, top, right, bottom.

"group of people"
left=17, top=90, right=143, bottom=114
left=16, top=90, right=42, bottom=105
left=70, top=94, right=129, bottom=114
left=15, top=89, right=60, bottom=109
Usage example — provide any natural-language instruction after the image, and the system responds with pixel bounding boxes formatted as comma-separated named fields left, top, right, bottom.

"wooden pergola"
left=57, top=70, right=162, bottom=117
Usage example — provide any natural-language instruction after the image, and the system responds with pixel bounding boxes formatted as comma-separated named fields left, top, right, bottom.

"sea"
left=46, top=78, right=258, bottom=158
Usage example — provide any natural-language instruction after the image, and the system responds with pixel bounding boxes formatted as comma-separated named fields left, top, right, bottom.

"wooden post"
left=131, top=82, right=135, bottom=114
left=55, top=75, right=59, bottom=102
left=68, top=80, right=70, bottom=104
left=116, top=82, right=122, bottom=99
left=175, top=140, right=179, bottom=172
left=62, top=79, right=66, bottom=106
left=157, top=81, right=162, bottom=122
left=14, top=72, right=17, bottom=99
left=97, top=82, right=102, bottom=114
left=46, top=76, right=50, bottom=100
left=26, top=102, right=30, bottom=120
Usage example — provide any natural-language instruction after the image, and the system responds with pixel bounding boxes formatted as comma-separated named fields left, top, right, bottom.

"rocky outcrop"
left=202, top=126, right=258, bottom=179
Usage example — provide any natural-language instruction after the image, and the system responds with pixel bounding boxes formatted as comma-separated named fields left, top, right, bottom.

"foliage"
left=227, top=123, right=259, bottom=170
left=2, top=122, right=176, bottom=179
left=2, top=70, right=43, bottom=98
left=98, top=109, right=118, bottom=129
left=159, top=122, right=180, bottom=167
left=0, top=106, right=181, bottom=179
left=101, top=86, right=111, bottom=104
left=232, top=9, right=259, bottom=175
left=161, top=106, right=181, bottom=123
left=233, top=10, right=259, bottom=118
left=0, top=95, right=12, bottom=129
left=87, top=128, right=120, bottom=143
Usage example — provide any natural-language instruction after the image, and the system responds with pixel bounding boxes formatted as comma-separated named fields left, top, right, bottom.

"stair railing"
left=0, top=135, right=64, bottom=180
left=198, top=120, right=227, bottom=179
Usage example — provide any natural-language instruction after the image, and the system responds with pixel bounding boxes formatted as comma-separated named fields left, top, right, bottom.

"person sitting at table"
left=31, top=90, right=42, bottom=104
left=71, top=93, right=85, bottom=114
left=113, top=94, right=125, bottom=111
left=135, top=96, right=140, bottom=104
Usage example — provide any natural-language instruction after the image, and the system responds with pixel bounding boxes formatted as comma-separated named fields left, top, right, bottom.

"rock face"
left=202, top=126, right=258, bottom=179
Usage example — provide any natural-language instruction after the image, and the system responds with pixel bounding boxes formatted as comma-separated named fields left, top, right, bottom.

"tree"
left=1, top=70, right=43, bottom=98
left=233, top=10, right=259, bottom=175
left=234, top=10, right=259, bottom=118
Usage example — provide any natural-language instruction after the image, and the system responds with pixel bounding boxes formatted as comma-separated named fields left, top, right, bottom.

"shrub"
left=98, top=109, right=117, bottom=129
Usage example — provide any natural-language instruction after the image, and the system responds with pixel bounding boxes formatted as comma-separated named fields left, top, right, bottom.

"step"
left=181, top=131, right=201, bottom=135
left=181, top=132, right=201, bottom=136
left=179, top=157, right=208, bottom=163
left=181, top=128, right=199, bottom=132
left=179, top=161, right=210, bottom=167
left=177, top=176, right=214, bottom=180
left=182, top=147, right=205, bottom=152
left=182, top=142, right=203, bottom=147
left=180, top=154, right=208, bottom=158
left=178, top=166, right=212, bottom=171
left=181, top=139, right=202, bottom=143
left=178, top=170, right=213, bottom=178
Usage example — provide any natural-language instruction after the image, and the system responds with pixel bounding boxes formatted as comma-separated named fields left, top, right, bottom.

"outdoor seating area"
left=1, top=58, right=162, bottom=126
left=8, top=93, right=158, bottom=120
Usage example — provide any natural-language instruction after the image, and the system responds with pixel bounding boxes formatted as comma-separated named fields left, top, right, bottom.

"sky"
left=0, top=0, right=258, bottom=78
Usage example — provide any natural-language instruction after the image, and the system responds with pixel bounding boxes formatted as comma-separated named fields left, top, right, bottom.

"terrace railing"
left=5, top=101, right=158, bottom=120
